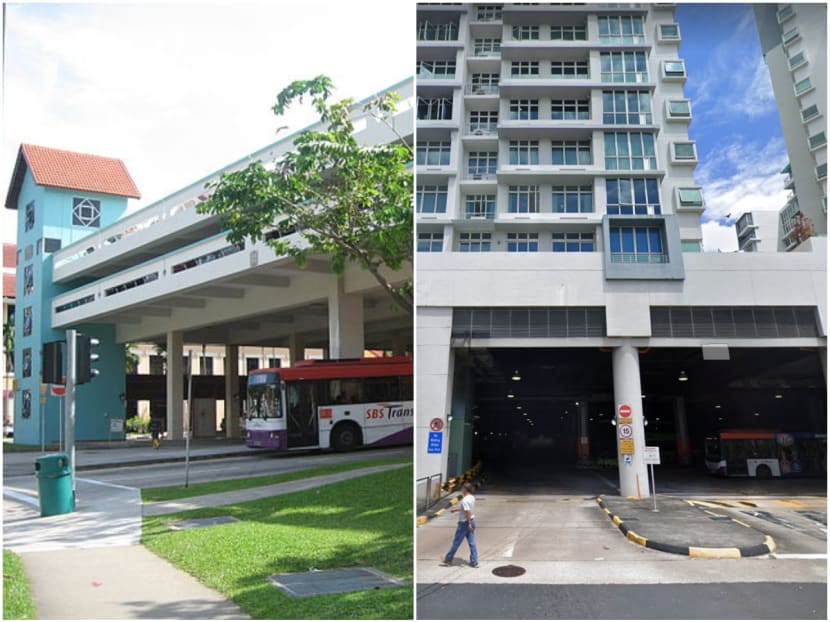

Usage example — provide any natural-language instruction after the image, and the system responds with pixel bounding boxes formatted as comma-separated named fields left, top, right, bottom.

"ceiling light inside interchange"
left=678, top=370, right=688, bottom=382
left=511, top=370, right=521, bottom=381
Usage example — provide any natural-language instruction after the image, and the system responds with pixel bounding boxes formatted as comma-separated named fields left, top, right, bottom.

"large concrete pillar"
left=578, top=400, right=590, bottom=465
left=673, top=396, right=691, bottom=466
left=224, top=344, right=241, bottom=439
left=166, top=330, right=184, bottom=440
left=612, top=343, right=651, bottom=498
left=328, top=276, right=364, bottom=358
left=288, top=334, right=305, bottom=366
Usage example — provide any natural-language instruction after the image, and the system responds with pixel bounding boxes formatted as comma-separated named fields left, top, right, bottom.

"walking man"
left=442, top=482, right=478, bottom=568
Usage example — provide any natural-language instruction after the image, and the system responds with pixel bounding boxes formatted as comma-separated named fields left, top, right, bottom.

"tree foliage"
left=198, top=75, right=413, bottom=313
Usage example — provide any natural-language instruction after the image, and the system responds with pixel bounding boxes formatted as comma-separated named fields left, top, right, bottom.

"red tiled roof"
left=5, top=144, right=140, bottom=209
left=3, top=273, right=14, bottom=298
left=2, top=244, right=15, bottom=269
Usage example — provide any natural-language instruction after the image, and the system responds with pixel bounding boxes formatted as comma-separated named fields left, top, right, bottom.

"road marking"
left=3, top=489, right=39, bottom=506
left=770, top=553, right=827, bottom=560
left=589, top=471, right=618, bottom=490
left=502, top=542, right=515, bottom=558
left=76, top=478, right=139, bottom=492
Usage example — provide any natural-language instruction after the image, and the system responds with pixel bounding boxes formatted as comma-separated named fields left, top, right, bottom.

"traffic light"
left=75, top=333, right=100, bottom=384
left=42, top=341, right=64, bottom=384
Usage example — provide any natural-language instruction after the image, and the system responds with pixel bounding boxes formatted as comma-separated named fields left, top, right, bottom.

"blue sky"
left=676, top=3, right=789, bottom=250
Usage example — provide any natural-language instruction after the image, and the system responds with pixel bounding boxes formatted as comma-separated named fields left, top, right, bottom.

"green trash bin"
left=35, top=453, right=75, bottom=517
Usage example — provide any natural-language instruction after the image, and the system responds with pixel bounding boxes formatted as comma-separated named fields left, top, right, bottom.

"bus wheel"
left=755, top=464, right=772, bottom=479
left=332, top=423, right=361, bottom=452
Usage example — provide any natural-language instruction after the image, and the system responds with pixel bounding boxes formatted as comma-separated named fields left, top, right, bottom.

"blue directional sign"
left=427, top=431, right=443, bottom=454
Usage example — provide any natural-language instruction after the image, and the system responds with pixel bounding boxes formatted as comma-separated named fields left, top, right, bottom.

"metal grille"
left=452, top=307, right=606, bottom=339
left=650, top=306, right=819, bottom=338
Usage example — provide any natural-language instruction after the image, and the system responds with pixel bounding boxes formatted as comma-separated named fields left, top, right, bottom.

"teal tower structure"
left=5, top=144, right=141, bottom=445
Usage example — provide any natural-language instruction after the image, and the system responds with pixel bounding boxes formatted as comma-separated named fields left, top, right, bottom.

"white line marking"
left=770, top=553, right=827, bottom=560
left=503, top=544, right=515, bottom=558
left=76, top=477, right=138, bottom=492
left=3, top=489, right=39, bottom=506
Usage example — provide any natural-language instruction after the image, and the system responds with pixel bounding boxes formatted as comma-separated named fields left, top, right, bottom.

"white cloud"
left=701, top=220, right=739, bottom=253
left=2, top=2, right=412, bottom=239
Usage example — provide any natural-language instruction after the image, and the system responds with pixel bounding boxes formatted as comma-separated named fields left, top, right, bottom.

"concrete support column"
left=288, top=334, right=305, bottom=366
left=578, top=400, right=590, bottom=465
left=328, top=276, right=364, bottom=359
left=612, top=343, right=650, bottom=498
left=224, top=344, right=241, bottom=439
left=673, top=396, right=691, bottom=466
left=165, top=330, right=184, bottom=441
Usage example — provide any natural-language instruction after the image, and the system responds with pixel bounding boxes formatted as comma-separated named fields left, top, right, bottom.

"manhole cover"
left=167, top=516, right=239, bottom=531
left=269, top=567, right=406, bottom=597
left=492, top=564, right=526, bottom=578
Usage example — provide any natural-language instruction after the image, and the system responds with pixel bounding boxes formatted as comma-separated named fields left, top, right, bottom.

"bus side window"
left=365, top=377, right=395, bottom=402
left=400, top=376, right=413, bottom=400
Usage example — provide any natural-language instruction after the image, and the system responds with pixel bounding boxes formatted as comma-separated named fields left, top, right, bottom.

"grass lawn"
left=142, top=455, right=410, bottom=503
left=142, top=463, right=412, bottom=619
left=1, top=443, right=52, bottom=453
left=3, top=550, right=36, bottom=620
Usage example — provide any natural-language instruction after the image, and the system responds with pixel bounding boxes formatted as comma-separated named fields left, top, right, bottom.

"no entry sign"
left=618, top=404, right=632, bottom=419
left=429, top=418, right=444, bottom=432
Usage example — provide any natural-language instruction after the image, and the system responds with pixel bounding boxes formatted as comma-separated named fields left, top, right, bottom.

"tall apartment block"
left=754, top=3, right=827, bottom=249
left=415, top=3, right=826, bottom=501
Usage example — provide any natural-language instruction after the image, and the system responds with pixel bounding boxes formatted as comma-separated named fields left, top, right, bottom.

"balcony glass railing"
left=610, top=252, right=669, bottom=264
left=417, top=22, right=459, bottom=41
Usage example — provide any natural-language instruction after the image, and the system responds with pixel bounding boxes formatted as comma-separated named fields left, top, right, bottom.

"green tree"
left=198, top=76, right=413, bottom=313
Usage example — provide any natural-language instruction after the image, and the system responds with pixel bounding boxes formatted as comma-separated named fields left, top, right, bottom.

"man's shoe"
left=440, top=557, right=451, bottom=566
left=469, top=562, right=479, bottom=568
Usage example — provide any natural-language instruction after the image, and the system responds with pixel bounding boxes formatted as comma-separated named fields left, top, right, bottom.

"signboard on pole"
left=427, top=431, right=443, bottom=454
left=644, top=446, right=661, bottom=465
left=109, top=418, right=124, bottom=433
left=429, top=418, right=444, bottom=432
left=619, top=438, right=635, bottom=454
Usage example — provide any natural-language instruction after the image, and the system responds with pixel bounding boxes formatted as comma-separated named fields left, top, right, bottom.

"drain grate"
left=167, top=516, right=239, bottom=530
left=492, top=564, right=526, bottom=578
left=707, top=515, right=732, bottom=521
left=269, top=567, right=406, bottom=597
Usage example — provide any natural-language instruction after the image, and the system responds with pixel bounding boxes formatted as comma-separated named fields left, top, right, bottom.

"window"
left=777, top=4, right=795, bottom=23
left=22, top=390, right=31, bottom=419
left=417, top=142, right=451, bottom=166
left=149, top=355, right=165, bottom=374
left=417, top=60, right=456, bottom=78
left=672, top=141, right=697, bottom=162
left=781, top=27, right=800, bottom=46
left=801, top=104, right=820, bottom=122
left=788, top=51, right=806, bottom=71
left=507, top=232, right=538, bottom=252
left=512, top=25, right=539, bottom=40
left=417, top=186, right=448, bottom=214
left=44, top=238, right=62, bottom=253
left=468, top=152, right=497, bottom=176
left=551, top=60, right=588, bottom=79
left=72, top=197, right=101, bottom=228
left=465, top=194, right=496, bottom=218
left=268, top=357, right=282, bottom=368
left=552, top=140, right=591, bottom=165
left=794, top=78, right=813, bottom=96
left=473, top=38, right=501, bottom=56
left=598, top=15, right=645, bottom=43
left=677, top=187, right=704, bottom=209
left=418, top=97, right=453, bottom=120
left=510, top=99, right=539, bottom=120
left=199, top=356, right=214, bottom=375
left=471, top=73, right=499, bottom=93
left=245, top=357, right=260, bottom=373
left=25, top=201, right=35, bottom=232
left=508, top=186, right=539, bottom=213
left=609, top=226, right=665, bottom=263
left=22, top=347, right=32, bottom=378
left=23, top=306, right=32, bottom=336
left=662, top=60, right=686, bottom=79
left=817, top=163, right=827, bottom=180
left=511, top=61, right=540, bottom=77
left=602, top=91, right=652, bottom=124
left=418, top=232, right=444, bottom=252
left=476, top=5, right=502, bottom=21
left=509, top=140, right=540, bottom=165
left=666, top=99, right=691, bottom=119
left=808, top=132, right=826, bottom=150
left=604, top=132, right=656, bottom=170
left=552, top=186, right=593, bottom=213
left=24, top=245, right=33, bottom=261
left=469, top=110, right=498, bottom=133
left=659, top=23, right=681, bottom=41
left=681, top=241, right=701, bottom=252
left=600, top=51, right=648, bottom=83
left=459, top=232, right=492, bottom=252
left=553, top=232, right=594, bottom=252
left=551, top=24, right=586, bottom=40
left=417, top=20, right=458, bottom=41
left=606, top=178, right=661, bottom=215
left=36, top=238, right=42, bottom=255
left=552, top=98, right=590, bottom=120
left=23, top=265, right=33, bottom=296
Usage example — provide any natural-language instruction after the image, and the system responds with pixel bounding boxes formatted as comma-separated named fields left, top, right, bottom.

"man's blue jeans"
left=445, top=519, right=477, bottom=565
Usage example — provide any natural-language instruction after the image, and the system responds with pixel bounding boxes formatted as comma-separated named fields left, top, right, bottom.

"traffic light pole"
left=65, top=328, right=77, bottom=501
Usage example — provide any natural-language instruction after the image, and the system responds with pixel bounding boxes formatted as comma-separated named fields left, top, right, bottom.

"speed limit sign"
left=618, top=423, right=633, bottom=439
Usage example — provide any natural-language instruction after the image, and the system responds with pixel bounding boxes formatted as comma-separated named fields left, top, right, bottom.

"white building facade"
left=415, top=4, right=827, bottom=499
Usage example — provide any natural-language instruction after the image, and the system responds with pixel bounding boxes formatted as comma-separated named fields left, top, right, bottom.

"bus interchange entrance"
left=448, top=346, right=826, bottom=488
